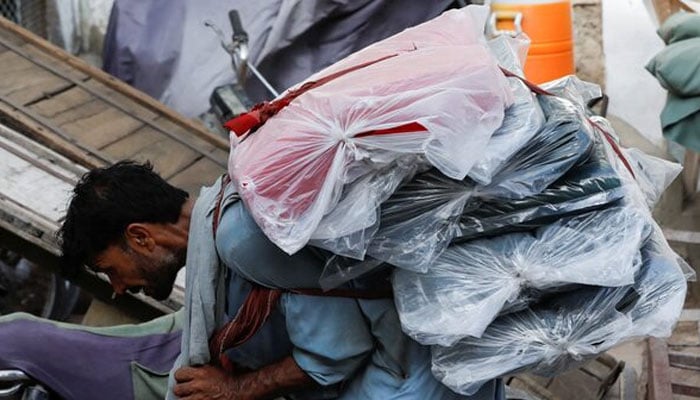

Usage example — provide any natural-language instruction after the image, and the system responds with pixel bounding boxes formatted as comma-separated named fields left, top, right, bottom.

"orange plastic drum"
left=491, top=0, right=574, bottom=84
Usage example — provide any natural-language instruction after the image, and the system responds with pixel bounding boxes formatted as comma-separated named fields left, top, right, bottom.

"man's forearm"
left=236, top=355, right=317, bottom=399
left=173, top=356, right=317, bottom=399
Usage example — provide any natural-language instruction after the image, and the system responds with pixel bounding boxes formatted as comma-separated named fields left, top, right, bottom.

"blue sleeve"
left=215, top=201, right=375, bottom=386
left=281, top=294, right=375, bottom=386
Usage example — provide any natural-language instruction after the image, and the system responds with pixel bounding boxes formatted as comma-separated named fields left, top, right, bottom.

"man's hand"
left=173, top=356, right=316, bottom=399
left=174, top=365, right=247, bottom=400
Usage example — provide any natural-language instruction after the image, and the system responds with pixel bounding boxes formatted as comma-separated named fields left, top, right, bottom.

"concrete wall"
left=573, top=0, right=605, bottom=88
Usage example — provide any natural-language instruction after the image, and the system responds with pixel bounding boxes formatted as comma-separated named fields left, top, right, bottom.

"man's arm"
left=173, top=355, right=315, bottom=400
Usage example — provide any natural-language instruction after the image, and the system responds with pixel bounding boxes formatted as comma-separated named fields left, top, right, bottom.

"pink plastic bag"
left=229, top=7, right=513, bottom=254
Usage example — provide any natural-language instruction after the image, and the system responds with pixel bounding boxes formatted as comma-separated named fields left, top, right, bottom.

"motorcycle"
left=0, top=250, right=80, bottom=322
left=0, top=370, right=50, bottom=400
left=200, top=10, right=279, bottom=136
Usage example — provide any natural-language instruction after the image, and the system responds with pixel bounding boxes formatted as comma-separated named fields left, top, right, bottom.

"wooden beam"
left=0, top=16, right=229, bottom=151
left=648, top=338, right=674, bottom=400
left=0, top=100, right=106, bottom=169
left=651, top=0, right=694, bottom=24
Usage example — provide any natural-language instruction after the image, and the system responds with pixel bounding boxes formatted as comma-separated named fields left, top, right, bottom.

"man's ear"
left=125, top=223, right=156, bottom=253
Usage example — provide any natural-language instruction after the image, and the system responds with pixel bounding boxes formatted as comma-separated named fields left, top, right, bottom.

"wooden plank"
left=4, top=41, right=89, bottom=83
left=168, top=157, right=224, bottom=195
left=0, top=16, right=228, bottom=151
left=58, top=104, right=144, bottom=149
left=0, top=123, right=86, bottom=180
left=153, top=116, right=229, bottom=166
left=100, top=124, right=201, bottom=179
left=0, top=145, right=73, bottom=223
left=663, top=228, right=700, bottom=245
left=28, top=85, right=93, bottom=119
left=80, top=78, right=161, bottom=123
left=683, top=149, right=700, bottom=198
left=648, top=338, right=674, bottom=400
left=28, top=86, right=147, bottom=149
left=652, top=0, right=694, bottom=24
left=30, top=84, right=226, bottom=169
left=0, top=100, right=105, bottom=168
left=0, top=45, right=75, bottom=106
left=100, top=125, right=163, bottom=159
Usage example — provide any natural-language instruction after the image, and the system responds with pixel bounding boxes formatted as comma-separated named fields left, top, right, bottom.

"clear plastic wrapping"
left=475, top=94, right=594, bottom=200
left=229, top=7, right=513, bottom=254
left=393, top=206, right=652, bottom=346
left=430, top=233, right=687, bottom=395
left=456, top=134, right=624, bottom=241
left=622, top=147, right=682, bottom=208
left=364, top=91, right=594, bottom=272
left=468, top=36, right=545, bottom=185
left=308, top=155, right=424, bottom=258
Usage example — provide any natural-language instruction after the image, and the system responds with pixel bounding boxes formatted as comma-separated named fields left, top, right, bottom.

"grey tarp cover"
left=103, top=0, right=454, bottom=117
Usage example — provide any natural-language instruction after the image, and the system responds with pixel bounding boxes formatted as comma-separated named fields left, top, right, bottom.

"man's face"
left=92, top=243, right=185, bottom=301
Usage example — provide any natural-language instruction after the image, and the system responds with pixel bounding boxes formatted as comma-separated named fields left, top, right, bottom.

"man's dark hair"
left=58, top=161, right=189, bottom=277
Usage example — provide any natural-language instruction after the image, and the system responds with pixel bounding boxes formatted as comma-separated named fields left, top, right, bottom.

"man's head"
left=59, top=161, right=191, bottom=300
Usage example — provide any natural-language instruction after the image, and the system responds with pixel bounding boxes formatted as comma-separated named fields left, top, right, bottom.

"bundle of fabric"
left=456, top=133, right=624, bottom=241
left=223, top=5, right=688, bottom=396
left=393, top=206, right=652, bottom=346
left=467, top=35, right=545, bottom=185
left=365, top=95, right=594, bottom=272
left=389, top=90, right=688, bottom=394
left=228, top=7, right=513, bottom=254
left=430, top=233, right=687, bottom=395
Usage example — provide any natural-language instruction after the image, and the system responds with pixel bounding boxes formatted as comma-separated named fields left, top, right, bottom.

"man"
left=58, top=160, right=504, bottom=399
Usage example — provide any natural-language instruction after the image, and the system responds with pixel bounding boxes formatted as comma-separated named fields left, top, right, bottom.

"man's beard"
left=133, top=249, right=185, bottom=301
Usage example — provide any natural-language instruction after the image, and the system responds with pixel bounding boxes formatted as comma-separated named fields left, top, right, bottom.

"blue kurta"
left=215, top=201, right=504, bottom=399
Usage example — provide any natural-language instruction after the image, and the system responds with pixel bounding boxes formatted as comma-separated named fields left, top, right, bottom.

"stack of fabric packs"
left=226, top=5, right=690, bottom=396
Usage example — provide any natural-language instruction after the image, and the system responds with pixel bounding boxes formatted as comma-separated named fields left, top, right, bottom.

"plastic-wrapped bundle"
left=456, top=134, right=624, bottom=241
left=364, top=91, right=594, bottom=272
left=309, top=155, right=425, bottom=258
left=430, top=234, right=687, bottom=395
left=541, top=75, right=603, bottom=110
left=622, top=147, right=683, bottom=209
left=476, top=94, right=594, bottom=200
left=393, top=206, right=651, bottom=346
left=468, top=36, right=545, bottom=185
left=228, top=7, right=513, bottom=254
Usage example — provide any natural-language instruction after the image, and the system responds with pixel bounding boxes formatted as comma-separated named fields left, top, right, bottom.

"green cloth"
left=131, top=361, right=171, bottom=400
left=662, top=93, right=700, bottom=153
left=657, top=11, right=700, bottom=44
left=647, top=11, right=700, bottom=151
left=0, top=309, right=183, bottom=337
left=646, top=38, right=700, bottom=96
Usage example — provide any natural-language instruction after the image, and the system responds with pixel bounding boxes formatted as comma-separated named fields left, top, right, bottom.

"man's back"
left=214, top=194, right=504, bottom=399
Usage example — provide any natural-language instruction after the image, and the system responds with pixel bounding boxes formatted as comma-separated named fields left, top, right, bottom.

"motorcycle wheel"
left=0, top=250, right=80, bottom=321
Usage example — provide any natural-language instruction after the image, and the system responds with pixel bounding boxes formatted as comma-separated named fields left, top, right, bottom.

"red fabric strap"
left=208, top=175, right=392, bottom=369
left=224, top=53, right=429, bottom=138
left=209, top=286, right=283, bottom=371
